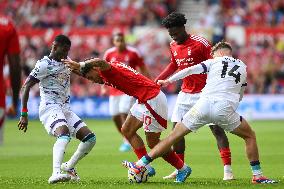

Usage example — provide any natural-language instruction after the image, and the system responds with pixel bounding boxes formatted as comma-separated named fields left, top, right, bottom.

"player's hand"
left=18, top=116, right=28, bottom=133
left=157, top=80, right=170, bottom=87
left=6, top=105, right=17, bottom=117
left=61, top=58, right=80, bottom=72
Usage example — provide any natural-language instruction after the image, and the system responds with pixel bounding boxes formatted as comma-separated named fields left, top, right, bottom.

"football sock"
left=136, top=154, right=152, bottom=166
left=67, top=133, right=96, bottom=168
left=250, top=160, right=263, bottom=177
left=178, top=164, right=188, bottom=171
left=219, top=147, right=231, bottom=166
left=176, top=153, right=184, bottom=162
left=133, top=146, right=147, bottom=159
left=224, top=164, right=233, bottom=173
left=53, top=135, right=70, bottom=174
left=163, top=151, right=184, bottom=169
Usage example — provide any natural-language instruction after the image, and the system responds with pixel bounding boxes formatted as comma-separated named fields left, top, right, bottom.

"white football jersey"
left=29, top=56, right=71, bottom=107
left=201, top=56, right=247, bottom=102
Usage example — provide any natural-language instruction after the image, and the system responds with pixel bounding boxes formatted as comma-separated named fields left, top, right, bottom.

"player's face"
left=113, top=35, right=126, bottom=50
left=168, top=26, right=186, bottom=44
left=52, top=42, right=70, bottom=60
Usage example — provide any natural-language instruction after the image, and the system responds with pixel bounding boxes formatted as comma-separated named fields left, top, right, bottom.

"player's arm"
left=6, top=24, right=21, bottom=116
left=18, top=76, right=38, bottom=132
left=154, top=50, right=178, bottom=82
left=157, top=61, right=210, bottom=86
left=7, top=54, right=21, bottom=116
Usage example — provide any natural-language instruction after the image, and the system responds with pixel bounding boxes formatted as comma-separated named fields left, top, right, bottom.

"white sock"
left=224, top=165, right=233, bottom=173
left=67, top=134, right=96, bottom=168
left=178, top=164, right=187, bottom=171
left=52, top=136, right=70, bottom=175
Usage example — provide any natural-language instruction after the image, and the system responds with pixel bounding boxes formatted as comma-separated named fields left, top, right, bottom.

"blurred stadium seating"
left=2, top=0, right=284, bottom=96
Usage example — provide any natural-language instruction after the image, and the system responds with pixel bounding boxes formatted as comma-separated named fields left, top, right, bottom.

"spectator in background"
left=0, top=14, right=21, bottom=145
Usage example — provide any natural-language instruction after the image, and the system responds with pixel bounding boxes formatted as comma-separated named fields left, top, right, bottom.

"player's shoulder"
left=36, top=56, right=51, bottom=66
left=126, top=45, right=141, bottom=55
left=104, top=47, right=117, bottom=55
left=190, top=34, right=211, bottom=48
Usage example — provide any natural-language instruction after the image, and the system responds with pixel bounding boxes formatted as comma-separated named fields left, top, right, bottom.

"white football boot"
left=61, top=162, right=80, bottom=181
left=223, top=171, right=235, bottom=181
left=48, top=173, right=71, bottom=184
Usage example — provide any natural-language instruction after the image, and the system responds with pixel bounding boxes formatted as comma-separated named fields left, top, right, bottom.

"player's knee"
left=210, top=125, right=226, bottom=137
left=82, top=133, right=96, bottom=146
left=121, top=125, right=133, bottom=139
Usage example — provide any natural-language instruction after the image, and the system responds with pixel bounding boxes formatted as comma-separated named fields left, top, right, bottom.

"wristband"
left=21, top=112, right=28, bottom=117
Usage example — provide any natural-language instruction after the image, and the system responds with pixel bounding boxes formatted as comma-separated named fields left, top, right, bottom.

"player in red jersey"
left=0, top=15, right=21, bottom=145
left=62, top=58, right=187, bottom=181
left=103, top=33, right=150, bottom=152
left=157, top=12, right=234, bottom=180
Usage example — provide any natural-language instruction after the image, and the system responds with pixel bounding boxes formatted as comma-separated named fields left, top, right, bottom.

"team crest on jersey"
left=173, top=51, right=177, bottom=56
left=111, top=57, right=116, bottom=62
left=188, top=48, right=191, bottom=56
left=125, top=55, right=129, bottom=62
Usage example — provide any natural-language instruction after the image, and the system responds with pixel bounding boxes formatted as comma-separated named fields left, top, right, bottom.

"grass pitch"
left=0, top=119, right=283, bottom=189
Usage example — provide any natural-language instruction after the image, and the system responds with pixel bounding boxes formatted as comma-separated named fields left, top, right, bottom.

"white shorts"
left=109, top=94, right=135, bottom=116
left=130, top=91, right=167, bottom=133
left=182, top=97, right=241, bottom=132
left=171, top=92, right=200, bottom=123
left=39, top=104, right=86, bottom=137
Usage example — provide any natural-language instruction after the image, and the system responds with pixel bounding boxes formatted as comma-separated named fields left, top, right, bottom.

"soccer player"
left=123, top=41, right=277, bottom=184
left=0, top=15, right=21, bottom=146
left=18, top=35, right=96, bottom=184
left=62, top=58, right=187, bottom=182
left=156, top=12, right=234, bottom=180
left=103, top=32, right=150, bottom=152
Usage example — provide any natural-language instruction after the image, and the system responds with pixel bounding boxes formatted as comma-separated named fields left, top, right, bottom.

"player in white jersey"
left=18, top=35, right=96, bottom=184
left=123, top=41, right=277, bottom=184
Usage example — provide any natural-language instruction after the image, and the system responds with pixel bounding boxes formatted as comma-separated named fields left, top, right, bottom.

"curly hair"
left=54, top=34, right=71, bottom=47
left=162, top=12, right=187, bottom=28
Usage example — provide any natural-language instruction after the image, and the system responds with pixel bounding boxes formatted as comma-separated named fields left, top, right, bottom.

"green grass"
left=0, top=119, right=283, bottom=189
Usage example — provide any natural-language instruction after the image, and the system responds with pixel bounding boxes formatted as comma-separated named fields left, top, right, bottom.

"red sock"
left=176, top=153, right=184, bottom=162
left=133, top=146, right=147, bottom=159
left=219, top=147, right=231, bottom=165
left=162, top=151, right=184, bottom=170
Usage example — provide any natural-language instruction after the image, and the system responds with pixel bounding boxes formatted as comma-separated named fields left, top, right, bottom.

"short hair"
left=211, top=41, right=232, bottom=55
left=162, top=12, right=187, bottom=28
left=54, top=34, right=71, bottom=47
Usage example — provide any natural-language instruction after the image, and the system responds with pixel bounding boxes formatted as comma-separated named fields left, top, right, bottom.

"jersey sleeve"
left=168, top=63, right=206, bottom=83
left=201, top=40, right=212, bottom=60
left=7, top=23, right=20, bottom=54
left=154, top=50, right=178, bottom=82
left=103, top=51, right=110, bottom=62
left=133, top=51, right=145, bottom=67
left=29, top=60, right=48, bottom=82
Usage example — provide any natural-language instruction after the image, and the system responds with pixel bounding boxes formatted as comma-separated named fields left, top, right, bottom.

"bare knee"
left=121, top=124, right=134, bottom=139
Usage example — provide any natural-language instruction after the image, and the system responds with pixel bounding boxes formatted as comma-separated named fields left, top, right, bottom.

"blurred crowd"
left=3, top=0, right=284, bottom=96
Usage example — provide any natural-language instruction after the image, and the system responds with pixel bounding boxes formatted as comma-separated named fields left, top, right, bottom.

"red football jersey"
left=156, top=35, right=212, bottom=93
left=0, top=15, right=20, bottom=107
left=99, top=61, right=160, bottom=103
left=103, top=46, right=145, bottom=96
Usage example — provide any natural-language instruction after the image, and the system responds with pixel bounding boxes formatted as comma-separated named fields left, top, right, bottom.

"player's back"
left=99, top=61, right=160, bottom=102
left=201, top=56, right=247, bottom=102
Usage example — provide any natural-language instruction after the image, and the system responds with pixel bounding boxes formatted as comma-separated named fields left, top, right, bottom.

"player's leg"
left=164, top=92, right=194, bottom=179
left=209, top=124, right=234, bottom=180
left=61, top=108, right=96, bottom=181
left=230, top=118, right=276, bottom=184
left=118, top=95, right=134, bottom=152
left=121, top=113, right=145, bottom=155
left=0, top=107, right=5, bottom=146
left=39, top=105, right=71, bottom=184
left=50, top=125, right=71, bottom=184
